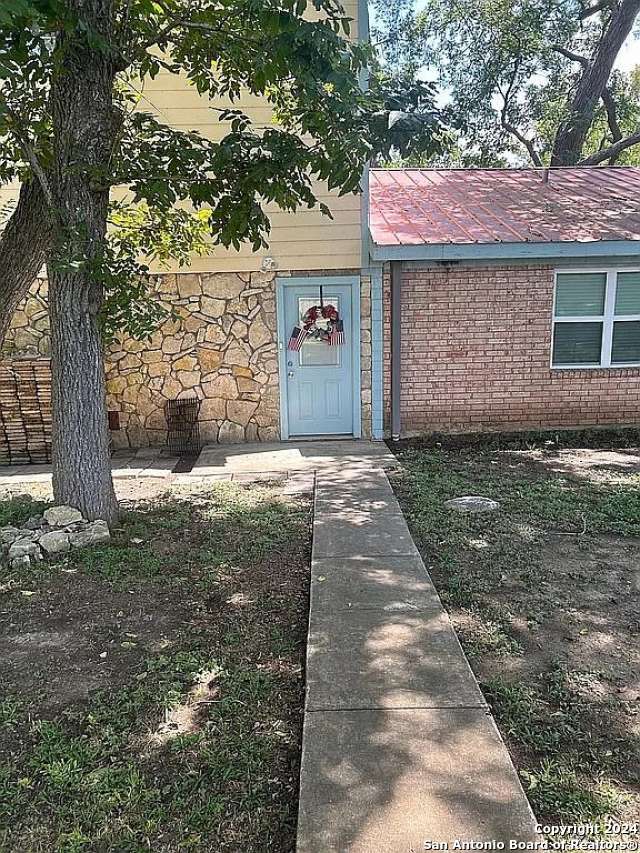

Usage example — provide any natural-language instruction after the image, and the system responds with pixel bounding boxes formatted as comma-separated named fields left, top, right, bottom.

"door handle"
left=287, top=371, right=294, bottom=379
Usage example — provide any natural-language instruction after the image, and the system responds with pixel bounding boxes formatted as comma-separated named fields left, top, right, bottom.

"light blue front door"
left=282, top=283, right=354, bottom=436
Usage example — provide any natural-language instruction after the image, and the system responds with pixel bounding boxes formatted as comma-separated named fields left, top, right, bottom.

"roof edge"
left=369, top=239, right=640, bottom=263
left=369, top=165, right=640, bottom=173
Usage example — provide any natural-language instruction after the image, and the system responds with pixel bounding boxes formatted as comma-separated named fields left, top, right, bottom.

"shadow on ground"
left=387, top=445, right=640, bottom=828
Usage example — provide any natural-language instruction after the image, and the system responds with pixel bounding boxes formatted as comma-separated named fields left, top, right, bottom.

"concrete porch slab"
left=0, top=449, right=180, bottom=486
left=191, top=440, right=397, bottom=475
left=297, top=708, right=539, bottom=852
left=306, top=608, right=486, bottom=711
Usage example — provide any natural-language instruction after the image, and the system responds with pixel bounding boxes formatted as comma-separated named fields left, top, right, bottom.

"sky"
left=369, top=1, right=639, bottom=73
left=616, top=36, right=639, bottom=72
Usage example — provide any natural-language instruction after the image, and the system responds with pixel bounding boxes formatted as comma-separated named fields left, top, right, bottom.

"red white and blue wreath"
left=288, top=304, right=345, bottom=351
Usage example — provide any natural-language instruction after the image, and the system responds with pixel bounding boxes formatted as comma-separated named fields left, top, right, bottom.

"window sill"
left=551, top=363, right=640, bottom=371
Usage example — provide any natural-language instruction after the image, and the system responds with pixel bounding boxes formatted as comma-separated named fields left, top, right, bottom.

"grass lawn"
left=390, top=438, right=640, bottom=830
left=0, top=480, right=311, bottom=852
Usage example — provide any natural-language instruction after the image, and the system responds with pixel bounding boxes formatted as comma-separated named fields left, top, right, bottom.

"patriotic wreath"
left=303, top=304, right=338, bottom=337
left=288, top=304, right=345, bottom=350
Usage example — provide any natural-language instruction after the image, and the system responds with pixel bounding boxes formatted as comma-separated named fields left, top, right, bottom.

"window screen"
left=552, top=273, right=605, bottom=367
left=552, top=270, right=640, bottom=368
left=555, top=273, right=606, bottom=317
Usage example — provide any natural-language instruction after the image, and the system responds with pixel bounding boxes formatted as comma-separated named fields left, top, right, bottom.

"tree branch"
left=0, top=100, right=55, bottom=209
left=502, top=121, right=543, bottom=166
left=601, top=86, right=623, bottom=141
left=580, top=0, right=615, bottom=19
left=0, top=180, right=51, bottom=348
left=114, top=14, right=255, bottom=71
left=579, top=126, right=640, bottom=163
left=553, top=45, right=625, bottom=153
left=552, top=0, right=640, bottom=164
left=551, top=44, right=589, bottom=66
left=497, top=67, right=543, bottom=167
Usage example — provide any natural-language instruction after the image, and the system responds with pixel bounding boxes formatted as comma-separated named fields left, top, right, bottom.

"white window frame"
left=551, top=268, right=640, bottom=369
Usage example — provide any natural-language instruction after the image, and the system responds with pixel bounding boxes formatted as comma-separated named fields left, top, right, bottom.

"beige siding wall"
left=136, top=0, right=362, bottom=273
left=1, top=2, right=363, bottom=274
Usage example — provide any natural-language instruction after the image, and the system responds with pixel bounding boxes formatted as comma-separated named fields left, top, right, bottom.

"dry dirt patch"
left=391, top=444, right=640, bottom=828
left=0, top=480, right=311, bottom=852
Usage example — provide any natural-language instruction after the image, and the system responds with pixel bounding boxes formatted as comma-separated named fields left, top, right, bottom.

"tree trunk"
left=552, top=0, right=640, bottom=165
left=0, top=180, right=51, bottom=349
left=48, top=0, right=118, bottom=525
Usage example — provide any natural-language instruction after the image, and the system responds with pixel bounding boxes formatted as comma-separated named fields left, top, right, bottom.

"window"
left=552, top=270, right=640, bottom=368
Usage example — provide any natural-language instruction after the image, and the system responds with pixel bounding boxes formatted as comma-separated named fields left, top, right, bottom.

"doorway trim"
left=276, top=275, right=361, bottom=441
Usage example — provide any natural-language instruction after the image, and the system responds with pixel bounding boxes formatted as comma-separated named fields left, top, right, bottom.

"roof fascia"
left=369, top=239, right=640, bottom=263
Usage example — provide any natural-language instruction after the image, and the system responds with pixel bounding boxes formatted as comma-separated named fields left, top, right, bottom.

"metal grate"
left=165, top=397, right=201, bottom=456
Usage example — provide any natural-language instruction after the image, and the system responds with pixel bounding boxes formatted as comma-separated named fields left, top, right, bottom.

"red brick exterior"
left=383, top=263, right=640, bottom=435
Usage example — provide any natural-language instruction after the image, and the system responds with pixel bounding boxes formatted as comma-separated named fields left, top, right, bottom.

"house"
left=369, top=167, right=640, bottom=438
left=2, top=1, right=640, bottom=459
left=1, top=0, right=380, bottom=460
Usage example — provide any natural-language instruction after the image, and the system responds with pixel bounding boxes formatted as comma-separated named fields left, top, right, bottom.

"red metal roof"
left=369, top=167, right=640, bottom=247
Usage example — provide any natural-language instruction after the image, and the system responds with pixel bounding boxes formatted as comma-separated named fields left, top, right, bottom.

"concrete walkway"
left=298, top=461, right=539, bottom=851
left=0, top=448, right=179, bottom=488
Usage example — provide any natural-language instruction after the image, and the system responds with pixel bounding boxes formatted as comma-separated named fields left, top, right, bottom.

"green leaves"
left=373, top=0, right=640, bottom=166
left=369, top=73, right=446, bottom=161
left=0, top=0, right=440, bottom=342
left=98, top=202, right=215, bottom=342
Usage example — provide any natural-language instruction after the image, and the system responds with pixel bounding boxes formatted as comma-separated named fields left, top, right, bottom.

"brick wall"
left=384, top=263, right=640, bottom=435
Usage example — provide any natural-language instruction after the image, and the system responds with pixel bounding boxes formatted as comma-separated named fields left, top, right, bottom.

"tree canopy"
left=0, top=1, right=443, bottom=342
left=0, top=0, right=444, bottom=523
left=0, top=1, right=373, bottom=340
left=372, top=0, right=640, bottom=166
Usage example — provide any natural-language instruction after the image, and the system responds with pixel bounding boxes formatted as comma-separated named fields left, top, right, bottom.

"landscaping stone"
left=69, top=521, right=111, bottom=549
left=39, top=530, right=71, bottom=556
left=11, top=530, right=38, bottom=541
left=445, top=495, right=500, bottom=513
left=43, top=505, right=84, bottom=527
left=1, top=509, right=110, bottom=566
left=8, top=539, right=42, bottom=562
left=0, top=526, right=21, bottom=545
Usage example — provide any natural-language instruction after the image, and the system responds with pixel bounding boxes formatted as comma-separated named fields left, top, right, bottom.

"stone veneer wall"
left=106, top=271, right=280, bottom=447
left=4, top=270, right=372, bottom=447
left=3, top=278, right=50, bottom=356
left=4, top=270, right=373, bottom=447
left=4, top=271, right=280, bottom=448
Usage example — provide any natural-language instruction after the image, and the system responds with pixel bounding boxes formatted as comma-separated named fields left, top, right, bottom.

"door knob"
left=287, top=371, right=294, bottom=379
